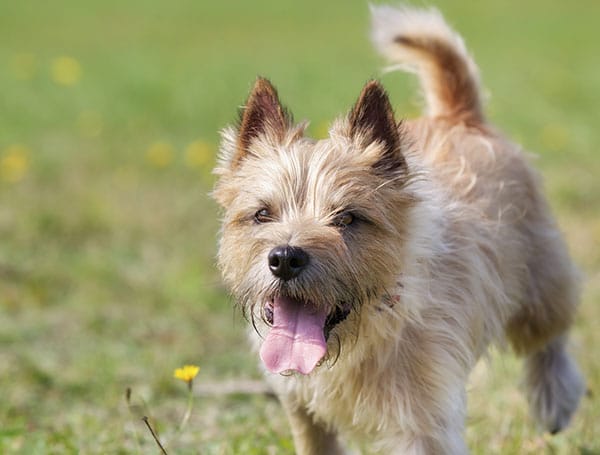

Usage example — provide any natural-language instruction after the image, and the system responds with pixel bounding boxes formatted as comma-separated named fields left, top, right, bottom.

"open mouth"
left=260, top=296, right=351, bottom=376
left=264, top=300, right=351, bottom=337
left=324, top=304, right=351, bottom=338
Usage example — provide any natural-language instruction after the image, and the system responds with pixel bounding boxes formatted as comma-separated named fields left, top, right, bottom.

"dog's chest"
left=291, top=352, right=405, bottom=439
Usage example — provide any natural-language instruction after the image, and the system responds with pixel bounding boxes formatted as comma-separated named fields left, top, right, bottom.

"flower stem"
left=177, top=380, right=194, bottom=433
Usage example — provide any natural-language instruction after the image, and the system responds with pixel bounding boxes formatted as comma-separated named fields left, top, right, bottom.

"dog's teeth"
left=265, top=305, right=274, bottom=324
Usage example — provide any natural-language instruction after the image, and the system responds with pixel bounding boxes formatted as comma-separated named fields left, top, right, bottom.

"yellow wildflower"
left=1, top=144, right=30, bottom=183
left=145, top=142, right=174, bottom=168
left=184, top=140, right=212, bottom=169
left=173, top=365, right=200, bottom=383
left=314, top=121, right=330, bottom=140
left=51, top=56, right=82, bottom=86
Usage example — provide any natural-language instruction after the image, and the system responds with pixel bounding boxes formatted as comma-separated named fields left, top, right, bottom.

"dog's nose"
left=268, top=246, right=309, bottom=281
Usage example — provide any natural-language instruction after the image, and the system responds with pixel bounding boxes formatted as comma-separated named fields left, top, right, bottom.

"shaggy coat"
left=213, top=6, right=584, bottom=454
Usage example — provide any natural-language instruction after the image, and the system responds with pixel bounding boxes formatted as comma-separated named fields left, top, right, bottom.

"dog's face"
left=213, top=78, right=416, bottom=374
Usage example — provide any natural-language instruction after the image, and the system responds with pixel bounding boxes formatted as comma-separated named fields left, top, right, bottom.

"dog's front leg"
left=280, top=400, right=345, bottom=455
left=389, top=429, right=468, bottom=455
left=386, top=394, right=469, bottom=455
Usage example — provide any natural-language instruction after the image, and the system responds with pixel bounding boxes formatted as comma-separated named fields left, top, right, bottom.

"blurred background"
left=0, top=0, right=598, bottom=453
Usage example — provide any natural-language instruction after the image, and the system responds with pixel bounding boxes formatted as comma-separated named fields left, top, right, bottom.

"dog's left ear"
left=232, top=77, right=291, bottom=168
left=349, top=80, right=406, bottom=174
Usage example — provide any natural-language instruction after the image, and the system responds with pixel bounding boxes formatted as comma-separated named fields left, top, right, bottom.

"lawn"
left=0, top=0, right=599, bottom=453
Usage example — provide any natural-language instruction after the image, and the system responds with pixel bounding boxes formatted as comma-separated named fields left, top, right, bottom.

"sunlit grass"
left=0, top=0, right=598, bottom=453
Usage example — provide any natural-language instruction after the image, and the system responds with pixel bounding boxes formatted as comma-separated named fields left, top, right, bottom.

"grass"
left=0, top=0, right=599, bottom=453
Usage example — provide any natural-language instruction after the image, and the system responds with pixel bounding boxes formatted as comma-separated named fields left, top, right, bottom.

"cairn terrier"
left=212, top=5, right=584, bottom=454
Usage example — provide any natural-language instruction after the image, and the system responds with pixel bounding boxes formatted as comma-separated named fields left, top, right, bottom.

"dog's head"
left=213, top=78, right=417, bottom=374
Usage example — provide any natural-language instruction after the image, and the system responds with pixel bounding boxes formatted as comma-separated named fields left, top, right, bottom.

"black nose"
left=268, top=246, right=309, bottom=281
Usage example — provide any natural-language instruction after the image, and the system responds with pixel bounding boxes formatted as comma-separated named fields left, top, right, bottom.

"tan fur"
left=212, top=5, right=584, bottom=454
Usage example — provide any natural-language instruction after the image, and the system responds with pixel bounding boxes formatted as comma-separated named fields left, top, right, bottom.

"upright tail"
left=370, top=5, right=484, bottom=123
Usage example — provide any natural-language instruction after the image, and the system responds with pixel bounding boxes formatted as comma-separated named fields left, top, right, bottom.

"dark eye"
left=254, top=208, right=274, bottom=223
left=333, top=212, right=354, bottom=228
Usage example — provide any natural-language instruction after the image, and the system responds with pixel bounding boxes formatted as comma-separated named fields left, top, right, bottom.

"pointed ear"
left=233, top=77, right=291, bottom=167
left=349, top=80, right=406, bottom=174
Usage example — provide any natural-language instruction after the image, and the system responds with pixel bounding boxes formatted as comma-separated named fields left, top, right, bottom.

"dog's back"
left=372, top=5, right=584, bottom=434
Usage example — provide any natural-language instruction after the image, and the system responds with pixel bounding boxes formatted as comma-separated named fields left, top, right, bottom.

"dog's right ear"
left=348, top=80, right=406, bottom=175
left=231, top=77, right=291, bottom=168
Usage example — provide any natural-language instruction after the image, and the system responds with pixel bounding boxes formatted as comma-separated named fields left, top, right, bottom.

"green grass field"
left=1, top=1, right=599, bottom=453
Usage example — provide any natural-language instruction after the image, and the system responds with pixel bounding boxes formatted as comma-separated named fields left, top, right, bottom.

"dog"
left=212, top=5, right=584, bottom=454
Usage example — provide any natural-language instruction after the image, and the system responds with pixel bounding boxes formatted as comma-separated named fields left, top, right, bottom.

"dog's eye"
left=254, top=208, right=274, bottom=223
left=333, top=212, right=355, bottom=228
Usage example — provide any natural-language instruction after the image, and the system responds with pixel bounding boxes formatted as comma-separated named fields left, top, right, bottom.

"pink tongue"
left=260, top=297, right=328, bottom=375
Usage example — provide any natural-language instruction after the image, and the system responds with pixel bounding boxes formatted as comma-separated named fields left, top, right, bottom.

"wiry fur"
left=212, top=5, right=584, bottom=454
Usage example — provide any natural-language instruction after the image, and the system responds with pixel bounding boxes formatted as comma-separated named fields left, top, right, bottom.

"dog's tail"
left=524, top=335, right=585, bottom=434
left=370, top=5, right=483, bottom=123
